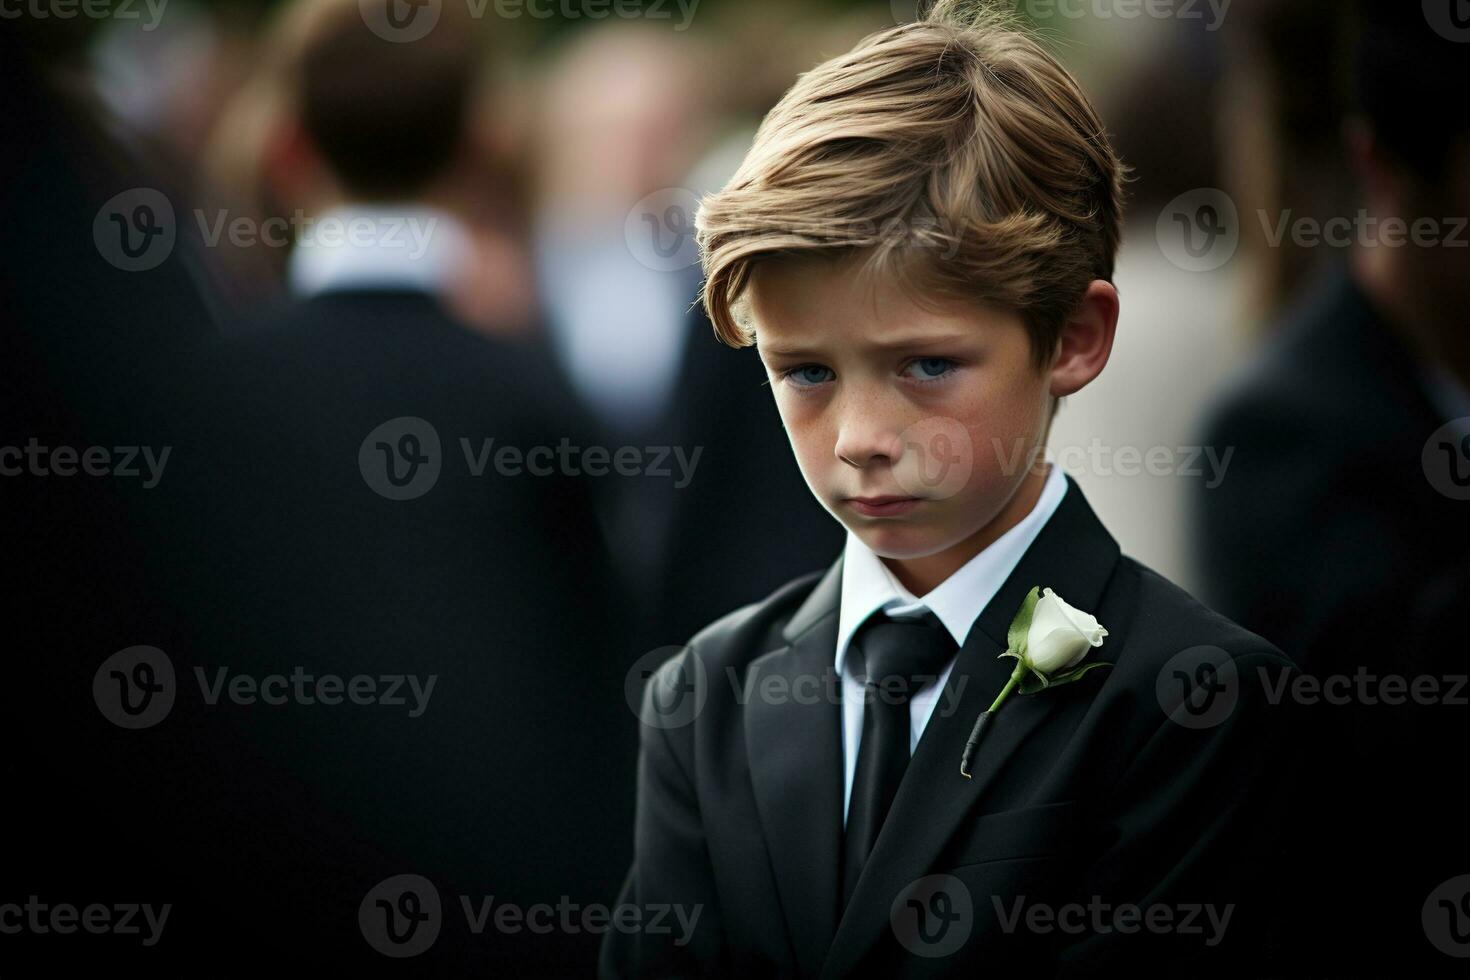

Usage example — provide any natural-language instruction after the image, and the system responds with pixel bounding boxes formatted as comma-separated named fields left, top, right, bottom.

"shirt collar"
left=834, top=450, right=1069, bottom=677
left=287, top=203, right=472, bottom=299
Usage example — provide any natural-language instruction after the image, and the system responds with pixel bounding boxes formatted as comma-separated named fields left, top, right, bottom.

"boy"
left=603, top=3, right=1296, bottom=976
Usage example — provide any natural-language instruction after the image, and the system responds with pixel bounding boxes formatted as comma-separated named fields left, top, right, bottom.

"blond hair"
left=696, top=0, right=1127, bottom=368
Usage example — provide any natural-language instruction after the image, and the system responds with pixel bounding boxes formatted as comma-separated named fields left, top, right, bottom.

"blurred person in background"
left=155, top=0, right=632, bottom=971
left=78, top=0, right=287, bottom=316
left=1194, top=1, right=1470, bottom=971
left=1039, top=4, right=1251, bottom=594
left=531, top=22, right=841, bottom=661
left=2, top=12, right=227, bottom=972
left=198, top=0, right=540, bottom=334
left=1213, top=0, right=1358, bottom=321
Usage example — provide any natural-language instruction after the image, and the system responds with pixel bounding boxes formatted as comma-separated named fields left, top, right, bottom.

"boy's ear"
left=1048, top=279, right=1118, bottom=398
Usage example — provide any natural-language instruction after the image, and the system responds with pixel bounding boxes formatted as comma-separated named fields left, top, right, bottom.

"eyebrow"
left=757, top=344, right=823, bottom=358
left=759, top=332, right=977, bottom=358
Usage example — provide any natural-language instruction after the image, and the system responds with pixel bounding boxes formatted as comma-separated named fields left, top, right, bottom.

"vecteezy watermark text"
left=624, top=646, right=972, bottom=730
left=359, top=874, right=702, bottom=957
left=194, top=209, right=440, bottom=260
left=94, top=646, right=438, bottom=729
left=1023, top=0, right=1230, bottom=30
left=992, top=438, right=1234, bottom=488
left=0, top=897, right=170, bottom=946
left=360, top=417, right=703, bottom=500
left=1, top=440, right=170, bottom=488
left=459, top=437, right=701, bottom=486
left=0, top=0, right=168, bottom=30
left=196, top=667, right=436, bottom=717
left=993, top=895, right=1233, bottom=946
left=1259, top=666, right=1468, bottom=707
left=358, top=0, right=699, bottom=44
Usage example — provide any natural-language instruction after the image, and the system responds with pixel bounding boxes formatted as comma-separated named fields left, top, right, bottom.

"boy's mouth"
left=845, top=495, right=922, bottom=518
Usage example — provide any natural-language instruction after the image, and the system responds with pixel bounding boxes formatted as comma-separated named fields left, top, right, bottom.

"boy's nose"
left=833, top=415, right=904, bottom=469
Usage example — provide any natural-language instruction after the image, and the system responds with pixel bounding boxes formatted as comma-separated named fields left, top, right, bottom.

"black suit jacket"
left=1194, top=265, right=1470, bottom=974
left=132, top=289, right=632, bottom=973
left=605, top=475, right=1297, bottom=978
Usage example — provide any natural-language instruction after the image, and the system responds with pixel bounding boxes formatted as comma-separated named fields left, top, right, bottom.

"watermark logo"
left=626, top=646, right=707, bottom=730
left=95, top=652, right=437, bottom=728
left=0, top=0, right=170, bottom=32
left=1424, top=0, right=1470, bottom=43
left=360, top=417, right=442, bottom=501
left=622, top=653, right=970, bottom=724
left=1259, top=667, right=1466, bottom=708
left=195, top=208, right=442, bottom=258
left=460, top=894, right=702, bottom=940
left=0, top=897, right=171, bottom=945
left=626, top=188, right=701, bottom=272
left=93, top=188, right=175, bottom=272
left=994, top=895, right=1233, bottom=945
left=359, top=419, right=704, bottom=498
left=195, top=667, right=436, bottom=716
left=891, top=874, right=973, bottom=958
left=1156, top=188, right=1239, bottom=272
left=1, top=440, right=171, bottom=487
left=1024, top=0, right=1231, bottom=31
left=1423, top=417, right=1470, bottom=500
left=360, top=0, right=441, bottom=42
left=890, top=0, right=921, bottom=24
left=990, top=438, right=1234, bottom=487
left=475, top=0, right=700, bottom=30
left=360, top=875, right=702, bottom=954
left=360, top=874, right=442, bottom=957
left=1155, top=645, right=1239, bottom=729
left=1258, top=209, right=1468, bottom=250
left=1424, top=874, right=1470, bottom=957
left=93, top=646, right=176, bottom=730
left=894, top=417, right=974, bottom=501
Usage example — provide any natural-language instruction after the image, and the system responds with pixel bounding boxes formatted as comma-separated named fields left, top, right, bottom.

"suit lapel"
left=821, top=474, right=1122, bottom=978
left=745, top=558, right=846, bottom=977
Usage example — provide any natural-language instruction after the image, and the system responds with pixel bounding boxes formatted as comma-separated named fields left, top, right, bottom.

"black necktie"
left=841, top=612, right=958, bottom=910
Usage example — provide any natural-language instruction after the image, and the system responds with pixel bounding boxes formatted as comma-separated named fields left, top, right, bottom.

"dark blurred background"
left=3, top=0, right=1467, bottom=973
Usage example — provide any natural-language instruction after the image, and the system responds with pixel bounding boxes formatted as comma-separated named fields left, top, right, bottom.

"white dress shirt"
left=287, top=204, right=472, bottom=299
left=534, top=217, right=691, bottom=435
left=835, top=452, right=1068, bottom=824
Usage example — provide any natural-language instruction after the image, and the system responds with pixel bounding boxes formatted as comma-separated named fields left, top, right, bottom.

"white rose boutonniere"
left=960, top=587, right=1111, bottom=778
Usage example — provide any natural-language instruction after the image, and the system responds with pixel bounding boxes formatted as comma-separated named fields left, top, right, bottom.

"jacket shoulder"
left=689, top=567, right=828, bottom=664
left=642, top=566, right=830, bottom=689
left=1112, top=556, right=1294, bottom=673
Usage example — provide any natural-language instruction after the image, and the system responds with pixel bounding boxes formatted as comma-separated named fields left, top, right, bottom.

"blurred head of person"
left=263, top=0, right=483, bottom=213
left=530, top=23, right=715, bottom=434
left=535, top=23, right=711, bottom=221
left=1347, top=0, right=1470, bottom=370
left=695, top=0, right=1125, bottom=594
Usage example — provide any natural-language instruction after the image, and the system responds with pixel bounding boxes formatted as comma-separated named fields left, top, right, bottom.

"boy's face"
left=749, top=253, right=1053, bottom=573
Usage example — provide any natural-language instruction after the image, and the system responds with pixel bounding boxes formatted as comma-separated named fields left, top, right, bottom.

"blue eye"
left=786, top=365, right=835, bottom=387
left=904, top=357, right=957, bottom=380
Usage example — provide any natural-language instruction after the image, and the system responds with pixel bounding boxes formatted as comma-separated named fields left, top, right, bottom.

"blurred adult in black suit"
left=153, top=1, right=630, bottom=971
left=1193, top=3, right=1470, bottom=971
left=532, top=27, right=843, bottom=662
left=1, top=19, right=236, bottom=972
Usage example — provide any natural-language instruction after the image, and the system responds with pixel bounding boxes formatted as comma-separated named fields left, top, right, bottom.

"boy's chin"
left=843, top=522, right=964, bottom=562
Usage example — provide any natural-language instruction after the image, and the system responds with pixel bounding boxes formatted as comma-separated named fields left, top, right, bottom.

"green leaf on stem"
left=1006, top=586, right=1042, bottom=656
left=1046, top=661, right=1114, bottom=686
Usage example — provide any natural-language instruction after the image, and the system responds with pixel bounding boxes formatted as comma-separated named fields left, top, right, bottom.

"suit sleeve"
left=600, top=652, right=728, bottom=979
left=1053, top=649, right=1301, bottom=977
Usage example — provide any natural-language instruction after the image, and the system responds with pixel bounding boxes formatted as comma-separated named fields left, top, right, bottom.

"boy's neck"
left=882, top=463, right=1051, bottom=597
